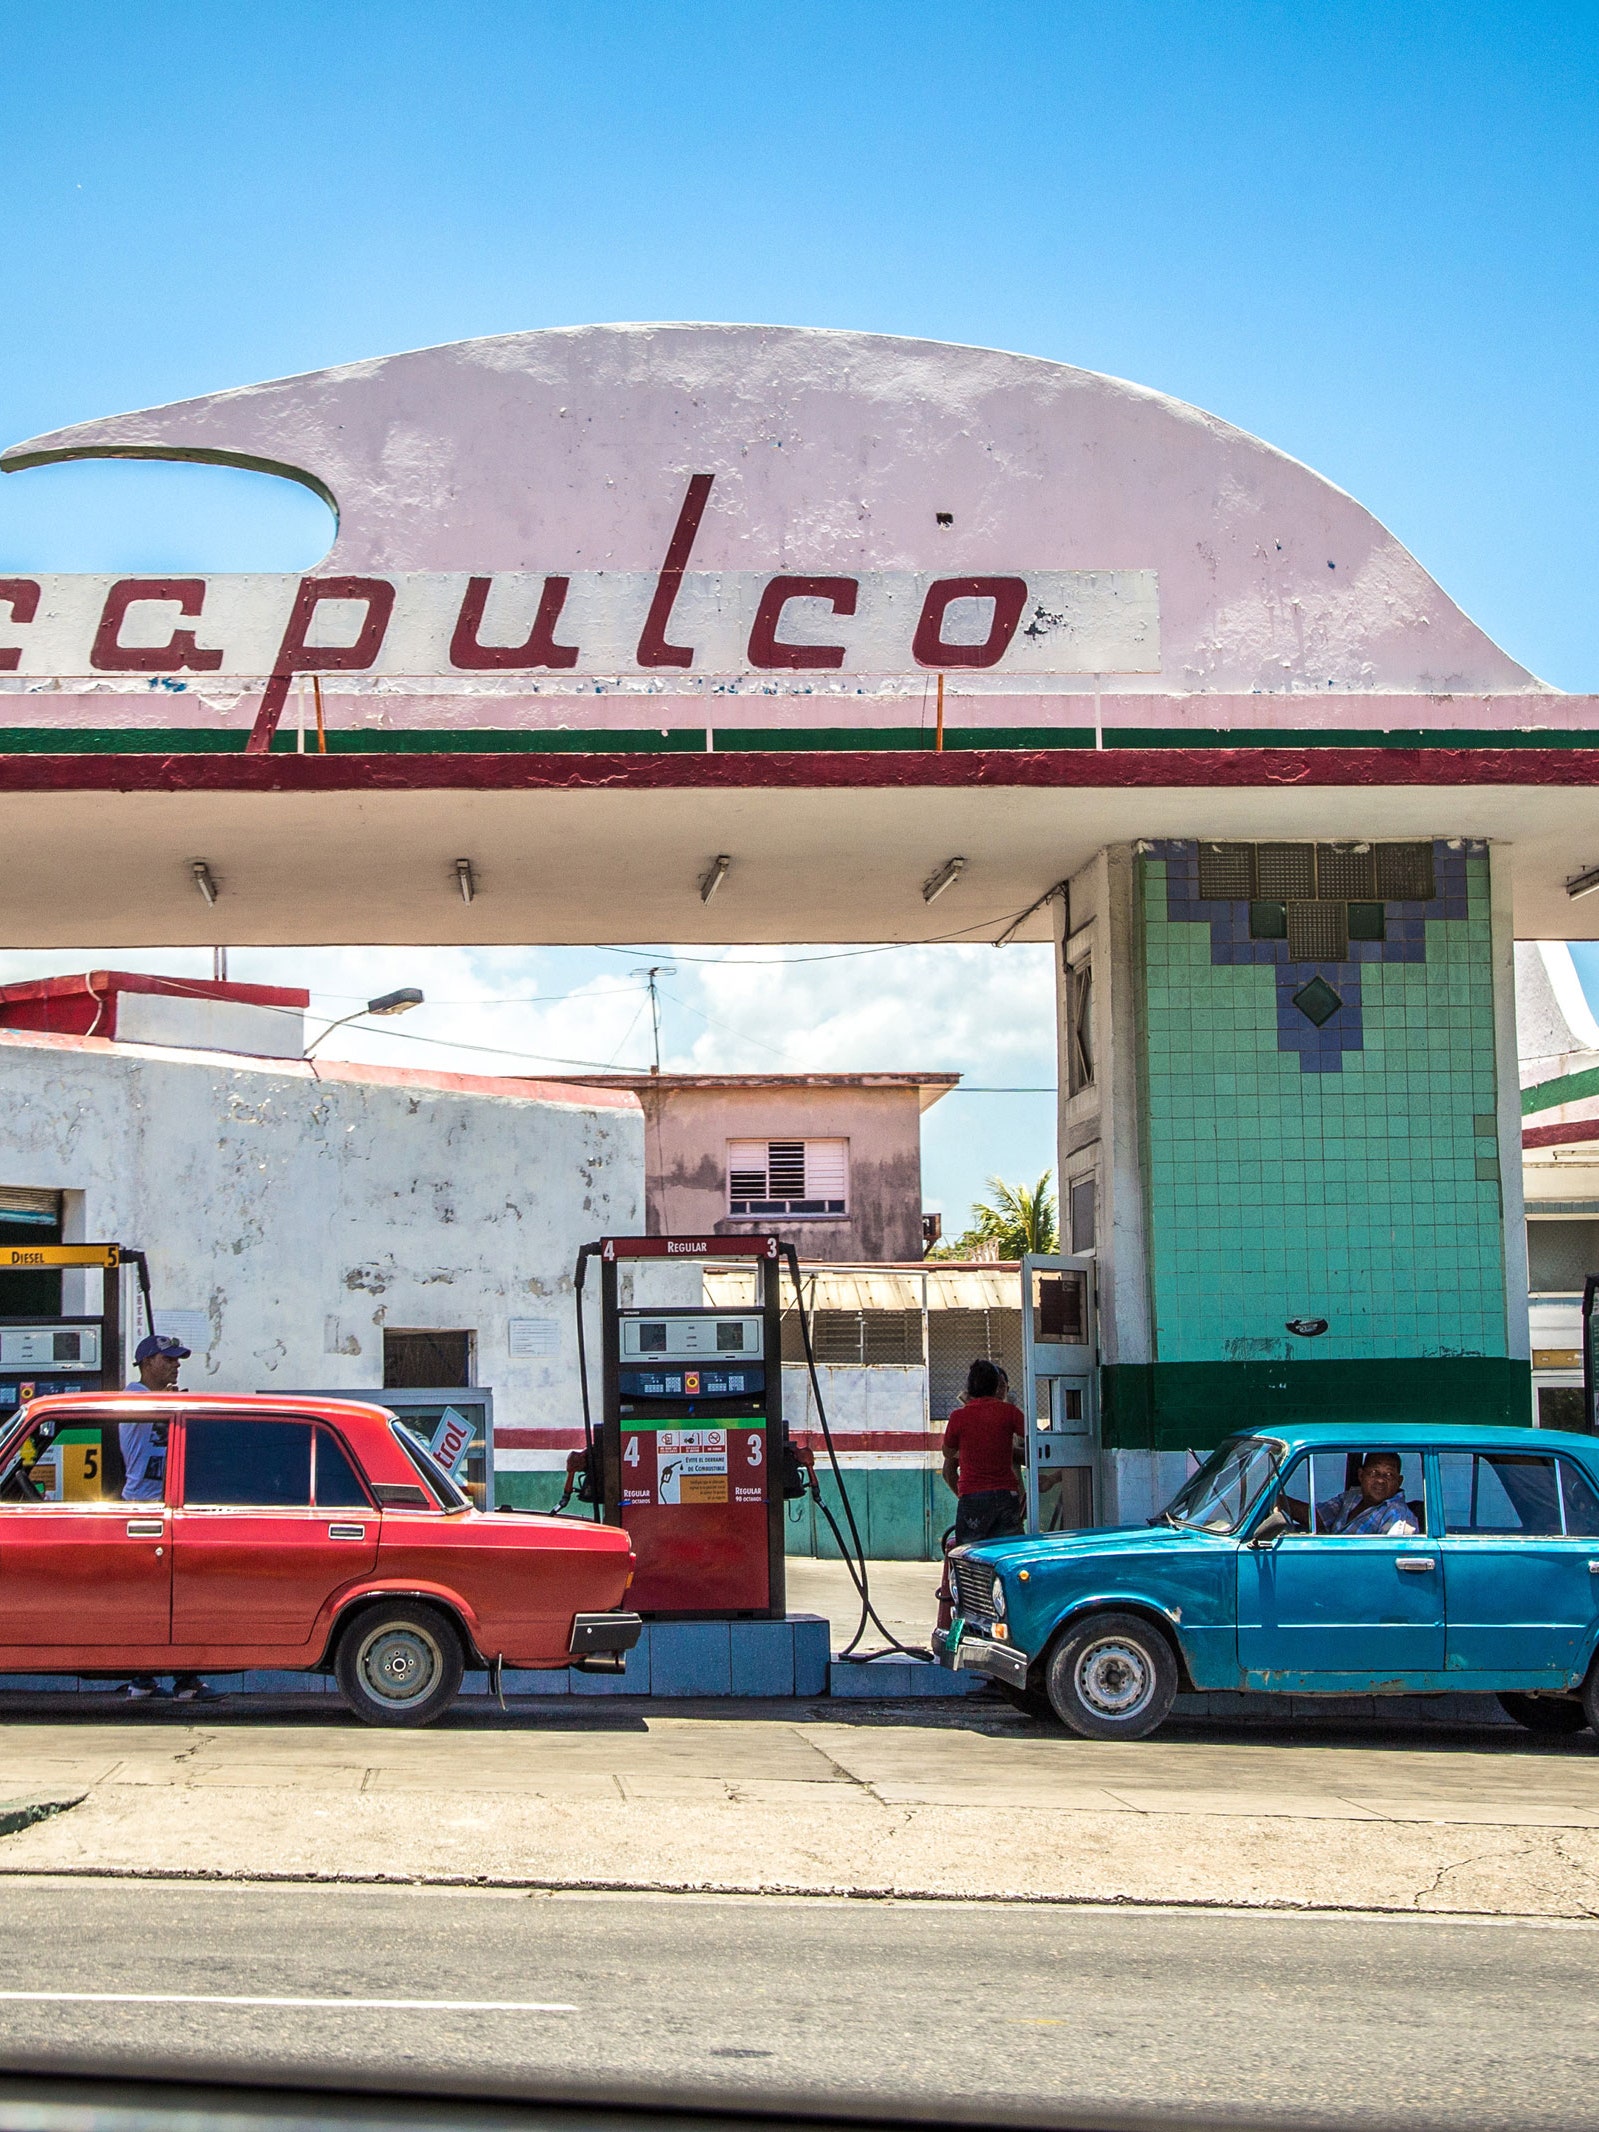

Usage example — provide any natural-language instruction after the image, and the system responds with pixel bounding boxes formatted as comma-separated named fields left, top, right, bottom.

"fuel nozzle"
left=555, top=1447, right=602, bottom=1513
left=781, top=1434, right=817, bottom=1502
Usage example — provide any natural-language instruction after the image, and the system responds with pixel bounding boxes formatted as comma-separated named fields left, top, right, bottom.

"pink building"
left=544, top=1072, right=958, bottom=1261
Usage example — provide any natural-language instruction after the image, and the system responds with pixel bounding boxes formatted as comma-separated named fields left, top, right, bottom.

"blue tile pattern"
left=1154, top=838, right=1473, bottom=1072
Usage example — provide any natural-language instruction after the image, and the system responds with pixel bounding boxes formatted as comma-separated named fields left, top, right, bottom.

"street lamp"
left=304, top=987, right=425, bottom=1059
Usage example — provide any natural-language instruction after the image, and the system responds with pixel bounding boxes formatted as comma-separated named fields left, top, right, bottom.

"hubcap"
left=359, top=1623, right=441, bottom=1704
left=1075, top=1636, right=1153, bottom=1719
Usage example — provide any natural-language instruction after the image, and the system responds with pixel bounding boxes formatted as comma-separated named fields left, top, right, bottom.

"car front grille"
left=952, top=1554, right=995, bottom=1621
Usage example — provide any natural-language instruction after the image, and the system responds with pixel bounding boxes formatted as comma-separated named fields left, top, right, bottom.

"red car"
left=0, top=1391, right=640, bottom=1725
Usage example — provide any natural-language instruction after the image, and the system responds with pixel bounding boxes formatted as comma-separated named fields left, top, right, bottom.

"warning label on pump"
left=657, top=1428, right=728, bottom=1504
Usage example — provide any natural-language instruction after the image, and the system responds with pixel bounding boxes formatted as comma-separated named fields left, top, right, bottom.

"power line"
left=585, top=902, right=1055, bottom=965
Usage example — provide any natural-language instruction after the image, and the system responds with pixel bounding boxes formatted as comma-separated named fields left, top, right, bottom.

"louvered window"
left=727, top=1138, right=848, bottom=1217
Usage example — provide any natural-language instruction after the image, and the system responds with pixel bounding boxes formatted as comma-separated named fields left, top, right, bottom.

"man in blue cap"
left=120, top=1331, right=187, bottom=1501
left=118, top=1332, right=216, bottom=1702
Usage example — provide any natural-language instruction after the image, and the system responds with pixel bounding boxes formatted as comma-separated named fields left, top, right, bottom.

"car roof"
left=1231, top=1420, right=1598, bottom=1453
left=13, top=1391, right=397, bottom=1424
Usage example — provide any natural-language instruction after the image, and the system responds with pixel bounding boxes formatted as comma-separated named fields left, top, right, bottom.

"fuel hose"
left=780, top=1242, right=932, bottom=1662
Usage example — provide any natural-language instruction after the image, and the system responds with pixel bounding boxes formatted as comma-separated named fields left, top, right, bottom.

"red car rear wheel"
left=335, top=1601, right=465, bottom=1727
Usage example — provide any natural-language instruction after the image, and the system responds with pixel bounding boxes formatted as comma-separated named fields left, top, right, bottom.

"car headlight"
left=990, top=1575, right=1007, bottom=1620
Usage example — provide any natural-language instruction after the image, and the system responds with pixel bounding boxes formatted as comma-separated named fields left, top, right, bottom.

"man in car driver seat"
left=1315, top=1450, right=1420, bottom=1537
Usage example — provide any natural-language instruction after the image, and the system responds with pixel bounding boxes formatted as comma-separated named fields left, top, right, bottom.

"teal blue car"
left=938, top=1423, right=1599, bottom=1740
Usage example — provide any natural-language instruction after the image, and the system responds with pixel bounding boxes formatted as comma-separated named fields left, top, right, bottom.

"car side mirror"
left=1251, top=1505, right=1291, bottom=1547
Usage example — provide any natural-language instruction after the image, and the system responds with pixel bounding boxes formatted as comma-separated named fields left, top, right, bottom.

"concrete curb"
left=0, top=1860, right=1584, bottom=1921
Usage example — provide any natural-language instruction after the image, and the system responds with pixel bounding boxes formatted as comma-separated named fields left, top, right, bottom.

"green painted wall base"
left=494, top=1467, right=951, bottom=1559
left=782, top=1469, right=951, bottom=1560
left=1101, top=1357, right=1534, bottom=1451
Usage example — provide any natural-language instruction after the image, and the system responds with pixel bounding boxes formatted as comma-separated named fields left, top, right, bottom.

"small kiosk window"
left=1032, top=1269, right=1086, bottom=1344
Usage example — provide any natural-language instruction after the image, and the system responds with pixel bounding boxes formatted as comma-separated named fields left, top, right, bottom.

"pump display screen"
left=619, top=1314, right=763, bottom=1365
left=0, top=1325, right=101, bottom=1370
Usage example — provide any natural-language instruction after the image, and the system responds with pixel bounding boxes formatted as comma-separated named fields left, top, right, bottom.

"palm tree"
left=936, top=1171, right=1059, bottom=1259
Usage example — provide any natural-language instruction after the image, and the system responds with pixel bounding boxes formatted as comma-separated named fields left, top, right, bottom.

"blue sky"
left=0, top=0, right=1593, bottom=1221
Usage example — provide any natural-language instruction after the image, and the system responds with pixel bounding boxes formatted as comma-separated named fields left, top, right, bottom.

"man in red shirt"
left=941, top=1358, right=1026, bottom=1544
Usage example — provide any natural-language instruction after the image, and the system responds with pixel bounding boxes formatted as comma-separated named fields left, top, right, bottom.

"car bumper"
left=568, top=1612, right=644, bottom=1672
left=940, top=1621, right=1029, bottom=1689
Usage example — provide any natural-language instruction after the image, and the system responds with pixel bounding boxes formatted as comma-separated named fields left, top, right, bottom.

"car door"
left=1436, top=1447, right=1599, bottom=1685
left=172, top=1415, right=379, bottom=1650
left=1237, top=1447, right=1443, bottom=1687
left=0, top=1407, right=172, bottom=1650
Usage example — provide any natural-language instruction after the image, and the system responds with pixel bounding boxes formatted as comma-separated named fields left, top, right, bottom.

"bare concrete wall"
left=0, top=1029, right=643, bottom=1445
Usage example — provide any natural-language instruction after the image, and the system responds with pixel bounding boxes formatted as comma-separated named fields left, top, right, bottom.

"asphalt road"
left=0, top=1878, right=1594, bottom=2128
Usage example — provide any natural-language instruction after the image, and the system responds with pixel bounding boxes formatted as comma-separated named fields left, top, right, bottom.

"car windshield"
left=1161, top=1436, right=1284, bottom=1534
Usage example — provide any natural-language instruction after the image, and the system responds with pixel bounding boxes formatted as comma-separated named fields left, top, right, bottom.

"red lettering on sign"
left=0, top=580, right=39, bottom=673
left=747, top=576, right=858, bottom=669
left=89, top=579, right=224, bottom=673
left=245, top=577, right=396, bottom=755
left=636, top=473, right=714, bottom=669
left=912, top=576, right=1028, bottom=668
left=449, top=576, right=579, bottom=669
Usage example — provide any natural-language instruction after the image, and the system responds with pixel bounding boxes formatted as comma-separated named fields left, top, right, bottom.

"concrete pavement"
left=786, top=1558, right=942, bottom=1653
left=0, top=1696, right=1597, bottom=1915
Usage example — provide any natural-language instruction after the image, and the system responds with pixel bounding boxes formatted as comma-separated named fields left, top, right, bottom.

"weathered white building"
left=0, top=1007, right=643, bottom=1504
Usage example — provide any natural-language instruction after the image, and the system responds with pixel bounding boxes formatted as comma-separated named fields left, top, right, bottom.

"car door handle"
left=327, top=1524, right=368, bottom=1541
left=125, top=1520, right=164, bottom=1537
left=1396, top=1556, right=1436, bottom=1572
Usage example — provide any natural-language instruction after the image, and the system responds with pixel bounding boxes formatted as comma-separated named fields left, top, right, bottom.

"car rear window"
left=389, top=1419, right=469, bottom=1511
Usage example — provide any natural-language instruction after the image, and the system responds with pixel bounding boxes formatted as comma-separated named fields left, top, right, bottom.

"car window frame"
left=1434, top=1444, right=1598, bottom=1539
left=1266, top=1445, right=1431, bottom=1538
left=175, top=1412, right=318, bottom=1515
left=0, top=1407, right=165, bottom=1511
left=312, top=1422, right=376, bottom=1512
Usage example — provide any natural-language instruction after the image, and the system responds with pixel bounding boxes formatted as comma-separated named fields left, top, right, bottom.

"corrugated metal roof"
left=703, top=1263, right=1022, bottom=1312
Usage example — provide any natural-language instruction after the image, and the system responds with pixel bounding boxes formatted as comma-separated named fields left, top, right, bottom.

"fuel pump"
left=0, top=1242, right=153, bottom=1414
left=0, top=1242, right=156, bottom=1499
left=571, top=1234, right=789, bottom=1618
left=566, top=1233, right=928, bottom=1662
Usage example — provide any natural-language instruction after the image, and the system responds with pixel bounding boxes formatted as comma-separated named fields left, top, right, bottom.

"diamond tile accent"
left=1292, top=974, right=1343, bottom=1026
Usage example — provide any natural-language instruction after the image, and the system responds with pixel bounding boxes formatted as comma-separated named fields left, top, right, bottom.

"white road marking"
left=0, top=1992, right=575, bottom=2011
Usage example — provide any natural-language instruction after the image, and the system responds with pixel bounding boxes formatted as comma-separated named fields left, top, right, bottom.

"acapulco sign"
left=0, top=320, right=1543, bottom=768
left=0, top=471, right=1160, bottom=752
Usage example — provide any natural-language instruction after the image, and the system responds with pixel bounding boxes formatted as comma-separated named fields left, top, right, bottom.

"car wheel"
left=1503, top=1690, right=1590, bottom=1735
left=335, top=1602, right=464, bottom=1727
left=1045, top=1611, right=1178, bottom=1740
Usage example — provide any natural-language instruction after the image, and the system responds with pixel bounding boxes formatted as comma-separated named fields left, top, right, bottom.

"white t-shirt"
left=119, top=1382, right=166, bottom=1501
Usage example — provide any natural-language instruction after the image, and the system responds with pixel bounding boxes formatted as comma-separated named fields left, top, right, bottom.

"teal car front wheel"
left=1045, top=1611, right=1178, bottom=1740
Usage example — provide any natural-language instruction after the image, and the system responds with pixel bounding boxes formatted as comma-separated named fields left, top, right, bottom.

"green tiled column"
left=1105, top=842, right=1527, bottom=1449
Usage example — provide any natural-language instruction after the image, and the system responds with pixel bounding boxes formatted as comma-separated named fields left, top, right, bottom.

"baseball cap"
left=135, top=1333, right=191, bottom=1363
